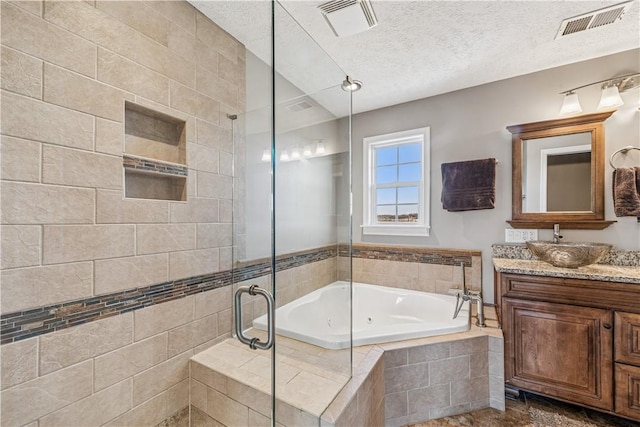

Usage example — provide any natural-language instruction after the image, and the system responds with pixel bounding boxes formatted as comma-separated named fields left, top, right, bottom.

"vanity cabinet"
left=496, top=271, right=640, bottom=421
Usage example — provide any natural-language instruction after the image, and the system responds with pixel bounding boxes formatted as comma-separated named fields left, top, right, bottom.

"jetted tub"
left=253, top=281, right=470, bottom=349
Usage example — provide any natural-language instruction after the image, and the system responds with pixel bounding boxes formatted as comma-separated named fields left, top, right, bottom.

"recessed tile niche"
left=123, top=102, right=187, bottom=201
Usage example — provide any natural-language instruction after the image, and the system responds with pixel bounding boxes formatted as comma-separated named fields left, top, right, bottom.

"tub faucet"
left=553, top=223, right=563, bottom=244
left=451, top=263, right=486, bottom=327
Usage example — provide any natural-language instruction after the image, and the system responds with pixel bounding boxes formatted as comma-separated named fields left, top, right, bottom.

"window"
left=362, top=127, right=430, bottom=236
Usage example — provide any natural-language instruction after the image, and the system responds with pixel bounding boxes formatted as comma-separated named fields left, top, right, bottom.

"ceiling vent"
left=555, top=1, right=634, bottom=39
left=319, top=0, right=378, bottom=37
left=285, top=100, right=313, bottom=113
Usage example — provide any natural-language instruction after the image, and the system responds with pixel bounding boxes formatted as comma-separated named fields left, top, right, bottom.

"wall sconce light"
left=315, top=140, right=326, bottom=155
left=279, top=149, right=290, bottom=162
left=559, top=72, right=639, bottom=115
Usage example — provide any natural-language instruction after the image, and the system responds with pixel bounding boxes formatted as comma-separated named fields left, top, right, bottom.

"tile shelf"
left=123, top=102, right=187, bottom=201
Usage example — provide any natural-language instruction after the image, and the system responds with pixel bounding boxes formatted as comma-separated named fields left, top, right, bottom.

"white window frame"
left=362, top=127, right=430, bottom=237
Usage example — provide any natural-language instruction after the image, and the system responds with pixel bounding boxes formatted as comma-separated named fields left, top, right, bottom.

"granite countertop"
left=493, top=257, right=640, bottom=284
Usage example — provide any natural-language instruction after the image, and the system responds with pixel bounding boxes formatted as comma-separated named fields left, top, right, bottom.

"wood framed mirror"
left=507, top=110, right=616, bottom=229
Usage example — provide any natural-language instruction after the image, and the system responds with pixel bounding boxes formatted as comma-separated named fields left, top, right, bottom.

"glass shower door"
left=231, top=1, right=353, bottom=425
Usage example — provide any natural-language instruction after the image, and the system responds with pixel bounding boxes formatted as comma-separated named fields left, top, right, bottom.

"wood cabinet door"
left=615, top=312, right=640, bottom=366
left=504, top=298, right=613, bottom=410
left=615, top=363, right=640, bottom=421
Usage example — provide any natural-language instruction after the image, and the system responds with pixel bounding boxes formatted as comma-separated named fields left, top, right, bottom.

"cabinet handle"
left=603, top=323, right=612, bottom=329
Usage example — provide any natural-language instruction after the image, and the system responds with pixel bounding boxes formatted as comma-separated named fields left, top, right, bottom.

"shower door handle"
left=234, top=285, right=275, bottom=350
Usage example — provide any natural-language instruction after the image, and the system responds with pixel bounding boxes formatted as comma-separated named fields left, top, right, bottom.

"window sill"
left=361, top=224, right=430, bottom=237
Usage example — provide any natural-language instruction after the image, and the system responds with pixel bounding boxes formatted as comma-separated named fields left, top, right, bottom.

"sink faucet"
left=451, top=262, right=486, bottom=327
left=553, top=223, right=563, bottom=244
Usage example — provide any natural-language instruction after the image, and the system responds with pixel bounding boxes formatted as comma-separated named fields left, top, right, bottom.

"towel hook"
left=609, top=146, right=640, bottom=169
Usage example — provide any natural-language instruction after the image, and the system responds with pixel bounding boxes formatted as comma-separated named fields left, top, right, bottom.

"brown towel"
left=612, top=166, right=640, bottom=217
left=441, top=158, right=496, bottom=212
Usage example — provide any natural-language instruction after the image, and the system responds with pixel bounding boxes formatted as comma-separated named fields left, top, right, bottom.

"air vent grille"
left=556, top=1, right=634, bottom=39
left=286, top=100, right=313, bottom=113
left=319, top=0, right=378, bottom=37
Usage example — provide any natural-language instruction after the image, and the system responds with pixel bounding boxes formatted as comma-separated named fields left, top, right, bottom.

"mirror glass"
left=522, top=132, right=592, bottom=213
left=507, top=110, right=615, bottom=230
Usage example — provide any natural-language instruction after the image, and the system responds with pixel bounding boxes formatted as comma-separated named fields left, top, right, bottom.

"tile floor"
left=411, top=392, right=638, bottom=427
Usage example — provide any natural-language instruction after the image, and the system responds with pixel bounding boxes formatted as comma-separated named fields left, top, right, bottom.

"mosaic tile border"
left=0, top=247, right=337, bottom=345
left=1, top=244, right=479, bottom=344
left=123, top=154, right=188, bottom=177
left=340, top=243, right=479, bottom=267
left=492, top=244, right=640, bottom=266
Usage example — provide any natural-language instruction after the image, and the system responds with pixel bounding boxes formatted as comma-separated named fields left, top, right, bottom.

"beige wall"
left=351, top=49, right=640, bottom=303
left=0, top=1, right=243, bottom=425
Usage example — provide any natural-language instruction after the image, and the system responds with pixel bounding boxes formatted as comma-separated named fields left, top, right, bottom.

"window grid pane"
left=373, top=141, right=422, bottom=225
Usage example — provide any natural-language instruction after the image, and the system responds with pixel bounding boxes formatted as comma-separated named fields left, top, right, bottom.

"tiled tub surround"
left=339, top=244, right=483, bottom=294
left=189, top=308, right=503, bottom=427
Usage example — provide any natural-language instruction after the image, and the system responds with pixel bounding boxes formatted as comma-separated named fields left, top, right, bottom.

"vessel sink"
left=526, top=241, right=612, bottom=268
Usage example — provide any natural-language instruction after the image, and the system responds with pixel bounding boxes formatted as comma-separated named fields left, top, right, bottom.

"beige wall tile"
left=94, top=333, right=168, bottom=391
left=196, top=119, right=232, bottom=153
left=0, top=360, right=93, bottom=427
left=218, top=55, right=240, bottom=86
left=1, top=262, right=93, bottom=313
left=40, top=313, right=133, bottom=375
left=219, top=246, right=232, bottom=271
left=1, top=45, right=42, bottom=99
left=1, top=135, right=41, bottom=182
left=195, top=12, right=239, bottom=64
left=0, top=337, right=38, bottom=390
left=95, top=118, right=123, bottom=156
left=167, top=314, right=217, bottom=357
left=104, top=378, right=188, bottom=427
left=136, top=224, right=196, bottom=255
left=430, top=355, right=470, bottom=385
left=152, top=1, right=196, bottom=35
left=44, top=63, right=131, bottom=121
left=219, top=151, right=233, bottom=176
left=95, top=254, right=169, bottom=295
left=170, top=81, right=219, bottom=123
left=408, top=343, right=450, bottom=364
left=1, top=90, right=94, bottom=150
left=188, top=143, right=220, bottom=174
left=132, top=350, right=191, bottom=405
left=197, top=172, right=233, bottom=199
left=197, top=223, right=232, bottom=249
left=191, top=360, right=228, bottom=393
left=134, top=296, right=194, bottom=341
left=196, top=67, right=237, bottom=108
left=1, top=182, right=94, bottom=225
left=96, top=1, right=169, bottom=45
left=218, top=199, right=232, bottom=223
left=407, top=383, right=451, bottom=414
left=43, top=1, right=195, bottom=87
left=42, top=145, right=122, bottom=189
left=1, top=225, right=40, bottom=269
left=169, top=248, right=220, bottom=280
left=1, top=2, right=96, bottom=77
left=166, top=22, right=197, bottom=63
left=97, top=189, right=169, bottom=224
left=7, top=0, right=42, bottom=16
left=128, top=97, right=196, bottom=145
left=170, top=197, right=219, bottom=223
left=39, top=378, right=132, bottom=427
left=206, top=386, right=249, bottom=426
left=195, top=40, right=219, bottom=73
left=385, top=362, right=429, bottom=394
left=190, top=380, right=208, bottom=412
left=194, top=286, right=232, bottom=319
left=43, top=225, right=135, bottom=264
left=98, top=48, right=169, bottom=105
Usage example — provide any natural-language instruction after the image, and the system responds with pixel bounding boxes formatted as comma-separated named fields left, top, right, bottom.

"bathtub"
left=252, top=281, right=470, bottom=349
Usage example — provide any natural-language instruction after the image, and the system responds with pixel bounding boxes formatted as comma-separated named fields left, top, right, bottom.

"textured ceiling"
left=190, top=0, right=640, bottom=115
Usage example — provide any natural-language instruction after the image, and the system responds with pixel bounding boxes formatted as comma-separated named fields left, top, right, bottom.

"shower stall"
left=214, top=1, right=354, bottom=424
